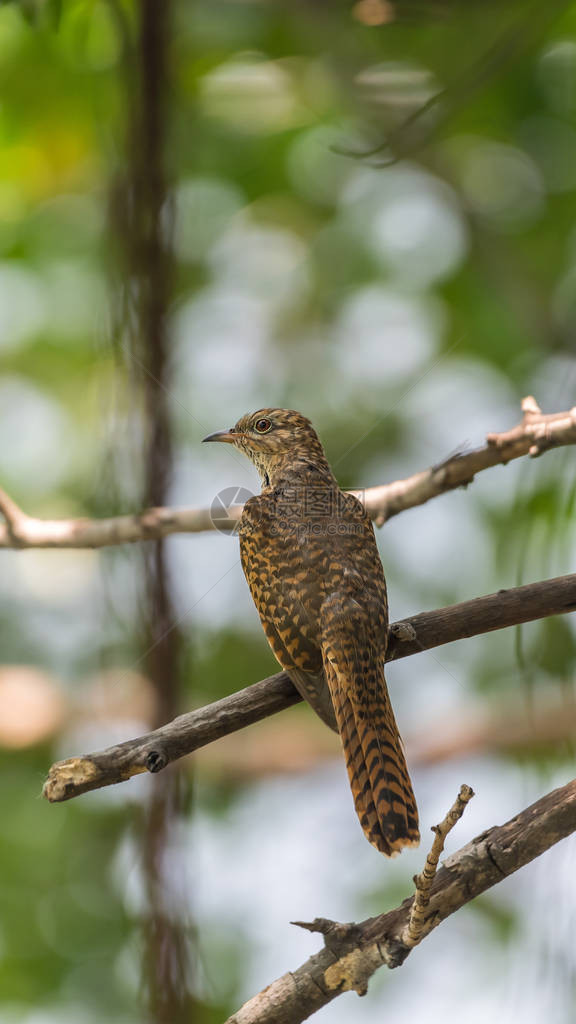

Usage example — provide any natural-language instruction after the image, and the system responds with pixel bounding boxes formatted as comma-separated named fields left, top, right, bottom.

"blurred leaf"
left=469, top=893, right=520, bottom=943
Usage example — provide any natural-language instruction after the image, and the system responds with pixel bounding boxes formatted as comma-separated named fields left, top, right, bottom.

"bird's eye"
left=254, top=417, right=272, bottom=433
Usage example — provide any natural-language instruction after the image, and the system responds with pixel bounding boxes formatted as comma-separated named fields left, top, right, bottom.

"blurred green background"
left=0, top=0, right=575, bottom=1021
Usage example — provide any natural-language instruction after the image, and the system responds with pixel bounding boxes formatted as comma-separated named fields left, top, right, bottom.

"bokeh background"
left=0, top=0, right=575, bottom=1021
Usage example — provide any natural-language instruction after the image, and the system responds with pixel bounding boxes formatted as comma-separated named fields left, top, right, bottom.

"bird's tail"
left=322, top=622, right=419, bottom=856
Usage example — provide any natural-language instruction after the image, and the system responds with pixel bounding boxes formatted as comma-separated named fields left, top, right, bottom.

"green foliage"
left=0, top=751, right=133, bottom=1017
left=468, top=894, right=520, bottom=944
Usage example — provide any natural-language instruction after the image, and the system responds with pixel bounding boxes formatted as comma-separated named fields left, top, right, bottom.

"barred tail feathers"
left=322, top=621, right=419, bottom=855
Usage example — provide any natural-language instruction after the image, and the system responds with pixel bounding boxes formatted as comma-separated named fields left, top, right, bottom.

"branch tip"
left=522, top=395, right=542, bottom=417
left=403, top=782, right=475, bottom=948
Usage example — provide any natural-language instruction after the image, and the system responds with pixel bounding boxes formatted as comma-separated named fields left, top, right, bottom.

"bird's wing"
left=283, top=667, right=337, bottom=731
left=239, top=497, right=338, bottom=729
left=243, top=561, right=338, bottom=730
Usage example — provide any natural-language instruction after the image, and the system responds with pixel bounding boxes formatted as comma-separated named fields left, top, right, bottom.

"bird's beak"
left=202, top=428, right=237, bottom=444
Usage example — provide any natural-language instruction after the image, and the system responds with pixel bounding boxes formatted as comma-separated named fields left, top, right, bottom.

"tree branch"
left=365, top=395, right=576, bottom=526
left=224, top=777, right=576, bottom=1024
left=2, top=397, right=575, bottom=547
left=43, top=572, right=576, bottom=802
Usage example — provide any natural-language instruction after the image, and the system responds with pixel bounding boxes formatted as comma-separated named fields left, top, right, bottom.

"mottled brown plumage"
left=203, top=409, right=419, bottom=855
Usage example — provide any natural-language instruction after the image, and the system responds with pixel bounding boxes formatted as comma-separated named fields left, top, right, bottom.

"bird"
left=203, top=408, right=419, bottom=855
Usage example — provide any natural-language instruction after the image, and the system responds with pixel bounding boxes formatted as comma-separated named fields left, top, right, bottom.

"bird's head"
left=202, top=408, right=332, bottom=487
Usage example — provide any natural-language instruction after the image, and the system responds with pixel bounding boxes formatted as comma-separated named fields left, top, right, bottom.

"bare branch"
left=363, top=396, right=576, bottom=526
left=2, top=398, right=575, bottom=548
left=226, top=778, right=576, bottom=1024
left=0, top=502, right=221, bottom=549
left=403, top=784, right=474, bottom=948
left=43, top=572, right=576, bottom=802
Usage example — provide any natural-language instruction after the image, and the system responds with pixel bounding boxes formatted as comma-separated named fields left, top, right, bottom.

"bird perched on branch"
left=203, top=409, right=419, bottom=855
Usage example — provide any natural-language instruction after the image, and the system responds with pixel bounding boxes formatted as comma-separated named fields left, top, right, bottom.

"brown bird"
left=203, top=408, right=419, bottom=855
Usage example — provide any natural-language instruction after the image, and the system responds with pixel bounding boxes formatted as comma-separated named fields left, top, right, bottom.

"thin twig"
left=1, top=398, right=575, bottom=547
left=403, top=783, right=475, bottom=948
